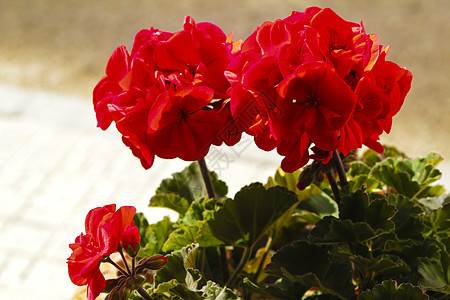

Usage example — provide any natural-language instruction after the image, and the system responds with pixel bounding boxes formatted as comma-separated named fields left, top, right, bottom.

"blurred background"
left=1, top=0, right=449, bottom=299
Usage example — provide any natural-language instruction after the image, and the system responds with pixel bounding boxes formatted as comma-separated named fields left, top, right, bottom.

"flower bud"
left=121, top=225, right=140, bottom=256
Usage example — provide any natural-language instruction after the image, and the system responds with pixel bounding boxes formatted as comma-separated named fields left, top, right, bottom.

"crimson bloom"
left=67, top=204, right=138, bottom=300
left=93, top=16, right=241, bottom=170
left=225, top=7, right=412, bottom=172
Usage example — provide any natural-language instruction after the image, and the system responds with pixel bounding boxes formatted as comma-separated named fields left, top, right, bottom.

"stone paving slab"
left=0, top=83, right=283, bottom=299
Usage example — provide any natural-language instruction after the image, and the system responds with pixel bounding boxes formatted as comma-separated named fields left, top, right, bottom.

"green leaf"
left=358, top=280, right=429, bottom=299
left=387, top=195, right=425, bottom=240
left=133, top=212, right=150, bottom=247
left=370, top=161, right=420, bottom=198
left=390, top=238, right=441, bottom=270
left=265, top=241, right=354, bottom=299
left=311, top=192, right=395, bottom=245
left=167, top=283, right=202, bottom=299
left=292, top=212, right=322, bottom=225
left=369, top=154, right=443, bottom=198
left=195, top=247, right=225, bottom=285
left=296, top=192, right=338, bottom=218
left=417, top=239, right=450, bottom=293
left=242, top=277, right=307, bottom=300
left=140, top=216, right=174, bottom=257
left=348, top=161, right=371, bottom=177
left=163, top=222, right=203, bottom=252
left=200, top=281, right=240, bottom=299
left=310, top=216, right=391, bottom=244
left=348, top=174, right=379, bottom=193
left=423, top=203, right=450, bottom=240
left=382, top=145, right=408, bottom=159
left=196, top=223, right=224, bottom=247
left=266, top=167, right=302, bottom=195
left=361, top=149, right=382, bottom=167
left=339, top=190, right=370, bottom=222
left=420, top=192, right=450, bottom=210
left=182, top=197, right=217, bottom=225
left=208, top=183, right=298, bottom=247
left=153, top=162, right=228, bottom=209
left=339, top=191, right=396, bottom=229
left=154, top=244, right=199, bottom=289
left=350, top=255, right=409, bottom=288
left=310, top=191, right=395, bottom=243
left=154, top=244, right=238, bottom=299
left=417, top=257, right=450, bottom=293
left=150, top=193, right=190, bottom=216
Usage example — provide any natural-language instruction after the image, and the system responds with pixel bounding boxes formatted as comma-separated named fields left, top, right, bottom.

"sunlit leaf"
left=163, top=223, right=202, bottom=252
left=369, top=154, right=443, bottom=198
left=154, top=244, right=199, bottom=290
left=140, top=216, right=174, bottom=257
left=153, top=162, right=228, bottom=208
left=150, top=193, right=190, bottom=216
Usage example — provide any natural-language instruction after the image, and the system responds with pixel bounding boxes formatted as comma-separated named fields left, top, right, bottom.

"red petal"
left=86, top=267, right=105, bottom=300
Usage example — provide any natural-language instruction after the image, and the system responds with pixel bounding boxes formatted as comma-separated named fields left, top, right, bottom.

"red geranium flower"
left=225, top=7, right=411, bottom=172
left=93, top=16, right=241, bottom=169
left=67, top=205, right=138, bottom=300
left=276, top=61, right=356, bottom=151
left=146, top=86, right=227, bottom=161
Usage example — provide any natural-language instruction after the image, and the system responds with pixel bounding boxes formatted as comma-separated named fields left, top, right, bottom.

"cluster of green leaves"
left=134, top=147, right=449, bottom=299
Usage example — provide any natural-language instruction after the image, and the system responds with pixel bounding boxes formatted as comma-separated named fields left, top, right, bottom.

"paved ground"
left=0, top=83, right=286, bottom=299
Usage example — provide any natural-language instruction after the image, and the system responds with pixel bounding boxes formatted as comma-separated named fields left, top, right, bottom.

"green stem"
left=137, top=286, right=154, bottom=300
left=198, top=158, right=216, bottom=199
left=198, top=158, right=230, bottom=283
left=219, top=246, right=230, bottom=284
left=132, top=255, right=136, bottom=277
left=105, top=257, right=130, bottom=277
left=254, top=234, right=274, bottom=283
left=117, top=246, right=132, bottom=276
left=332, top=150, right=348, bottom=188
left=226, top=246, right=252, bottom=288
left=326, top=167, right=341, bottom=204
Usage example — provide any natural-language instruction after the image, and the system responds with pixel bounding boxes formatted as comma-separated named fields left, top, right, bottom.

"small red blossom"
left=67, top=205, right=138, bottom=300
left=122, top=225, right=141, bottom=254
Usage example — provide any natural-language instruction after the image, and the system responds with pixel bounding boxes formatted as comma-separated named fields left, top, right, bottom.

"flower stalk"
left=137, top=286, right=154, bottom=300
left=332, top=150, right=348, bottom=188
left=117, top=245, right=132, bottom=276
left=226, top=246, right=253, bottom=288
left=105, top=257, right=130, bottom=277
left=326, top=167, right=341, bottom=204
left=198, top=158, right=216, bottom=199
left=197, top=158, right=230, bottom=283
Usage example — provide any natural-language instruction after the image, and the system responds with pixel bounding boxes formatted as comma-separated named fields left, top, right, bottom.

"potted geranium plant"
left=68, top=6, right=449, bottom=300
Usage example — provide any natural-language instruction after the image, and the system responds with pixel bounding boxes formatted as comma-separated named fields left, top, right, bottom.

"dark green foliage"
left=139, top=147, right=449, bottom=299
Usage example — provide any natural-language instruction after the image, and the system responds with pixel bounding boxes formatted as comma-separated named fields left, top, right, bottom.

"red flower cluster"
left=94, top=7, right=412, bottom=173
left=94, top=16, right=242, bottom=169
left=67, top=204, right=140, bottom=300
left=226, top=7, right=412, bottom=172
